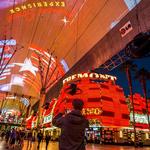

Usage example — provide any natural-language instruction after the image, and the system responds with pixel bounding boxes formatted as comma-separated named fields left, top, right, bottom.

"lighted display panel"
left=26, top=98, right=58, bottom=129
left=42, top=99, right=58, bottom=128
left=129, top=93, right=150, bottom=129
left=26, top=73, right=150, bottom=130
left=54, top=73, right=129, bottom=127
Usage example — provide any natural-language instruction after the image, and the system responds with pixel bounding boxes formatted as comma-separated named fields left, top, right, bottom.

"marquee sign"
left=82, top=108, right=102, bottom=116
left=43, top=115, right=52, bottom=124
left=130, top=113, right=149, bottom=124
left=9, top=1, right=66, bottom=14
left=119, top=21, right=133, bottom=37
left=63, top=72, right=117, bottom=84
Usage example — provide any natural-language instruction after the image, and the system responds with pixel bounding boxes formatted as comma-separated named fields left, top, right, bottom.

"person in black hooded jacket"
left=52, top=99, right=89, bottom=150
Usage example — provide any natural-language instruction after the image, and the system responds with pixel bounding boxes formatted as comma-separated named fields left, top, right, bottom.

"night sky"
left=109, top=57, right=150, bottom=98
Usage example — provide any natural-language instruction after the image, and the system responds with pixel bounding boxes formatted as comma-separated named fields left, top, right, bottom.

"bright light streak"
left=44, top=51, right=50, bottom=58
left=70, top=0, right=87, bottom=25
left=4, top=54, right=12, bottom=58
left=24, top=77, right=40, bottom=87
left=31, top=56, right=39, bottom=61
left=0, top=84, right=11, bottom=91
left=26, top=116, right=32, bottom=121
left=61, top=59, right=69, bottom=72
left=10, top=74, right=24, bottom=86
left=1, top=64, right=15, bottom=69
left=3, top=69, right=11, bottom=73
left=0, top=39, right=16, bottom=46
left=42, top=58, right=49, bottom=65
left=0, top=76, right=6, bottom=80
left=1, top=72, right=11, bottom=76
left=6, top=64, right=15, bottom=68
left=29, top=47, right=42, bottom=55
left=44, top=51, right=56, bottom=62
left=6, top=96, right=16, bottom=99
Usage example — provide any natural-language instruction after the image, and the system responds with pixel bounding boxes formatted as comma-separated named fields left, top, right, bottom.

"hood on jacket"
left=66, top=110, right=84, bottom=125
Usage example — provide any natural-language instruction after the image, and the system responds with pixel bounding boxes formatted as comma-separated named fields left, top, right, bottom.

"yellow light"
left=146, top=133, right=149, bottom=139
left=82, top=108, right=102, bottom=116
left=119, top=130, right=123, bottom=138
left=9, top=1, right=66, bottom=14
left=63, top=73, right=117, bottom=84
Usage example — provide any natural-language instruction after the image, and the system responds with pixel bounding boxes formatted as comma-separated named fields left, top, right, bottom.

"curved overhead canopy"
left=0, top=0, right=141, bottom=102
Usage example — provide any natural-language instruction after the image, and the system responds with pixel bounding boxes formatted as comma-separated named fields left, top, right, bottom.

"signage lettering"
left=63, top=73, right=117, bottom=84
left=9, top=1, right=66, bottom=14
left=82, top=108, right=102, bottom=116
left=119, top=21, right=133, bottom=37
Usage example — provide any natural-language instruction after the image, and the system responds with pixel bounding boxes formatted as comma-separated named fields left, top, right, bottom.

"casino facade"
left=26, top=72, right=150, bottom=145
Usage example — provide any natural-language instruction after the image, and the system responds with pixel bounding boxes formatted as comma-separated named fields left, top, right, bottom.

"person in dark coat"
left=27, top=130, right=32, bottom=150
left=52, top=99, right=89, bottom=150
left=45, top=132, right=51, bottom=150
left=37, top=130, right=43, bottom=149
left=5, top=130, right=10, bottom=144
left=9, top=128, right=17, bottom=149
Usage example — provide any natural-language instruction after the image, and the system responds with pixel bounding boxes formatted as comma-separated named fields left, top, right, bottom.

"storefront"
left=53, top=72, right=150, bottom=145
left=26, top=72, right=150, bottom=145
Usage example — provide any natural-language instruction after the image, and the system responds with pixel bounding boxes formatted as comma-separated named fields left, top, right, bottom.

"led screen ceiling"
left=0, top=0, right=142, bottom=100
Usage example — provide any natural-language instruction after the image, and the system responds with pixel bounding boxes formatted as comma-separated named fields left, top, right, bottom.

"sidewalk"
left=0, top=140, right=150, bottom=150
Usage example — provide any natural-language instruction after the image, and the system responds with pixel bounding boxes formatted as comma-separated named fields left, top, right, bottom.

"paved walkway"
left=0, top=140, right=149, bottom=150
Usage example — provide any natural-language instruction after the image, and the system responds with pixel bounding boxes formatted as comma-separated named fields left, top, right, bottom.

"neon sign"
left=63, top=73, right=117, bottom=84
left=32, top=121, right=37, bottom=128
left=119, top=21, right=133, bottom=37
left=9, top=1, right=66, bottom=14
left=82, top=108, right=102, bottom=116
left=43, top=115, right=52, bottom=124
left=130, top=113, right=149, bottom=124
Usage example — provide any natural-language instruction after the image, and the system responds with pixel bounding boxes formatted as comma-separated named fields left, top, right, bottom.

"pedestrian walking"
left=5, top=130, right=10, bottom=144
left=37, top=130, right=43, bottom=149
left=27, top=130, right=32, bottom=150
left=45, top=132, right=51, bottom=150
left=9, top=128, right=17, bottom=149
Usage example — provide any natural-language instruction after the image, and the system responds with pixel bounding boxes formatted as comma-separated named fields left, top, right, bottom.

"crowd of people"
left=0, top=128, right=25, bottom=149
left=0, top=98, right=89, bottom=150
left=0, top=128, right=51, bottom=149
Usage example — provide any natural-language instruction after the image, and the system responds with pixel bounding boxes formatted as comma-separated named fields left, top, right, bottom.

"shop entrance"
left=85, top=127, right=101, bottom=144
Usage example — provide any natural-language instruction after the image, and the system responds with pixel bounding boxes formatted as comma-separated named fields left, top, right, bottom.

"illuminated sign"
left=0, top=39, right=16, bottom=46
left=32, top=121, right=37, bottom=128
left=82, top=108, right=102, bottom=116
left=63, top=73, right=117, bottom=84
left=119, top=21, right=133, bottom=37
left=43, top=115, right=52, bottom=124
left=9, top=1, right=66, bottom=14
left=31, top=117, right=37, bottom=128
left=130, top=113, right=149, bottom=124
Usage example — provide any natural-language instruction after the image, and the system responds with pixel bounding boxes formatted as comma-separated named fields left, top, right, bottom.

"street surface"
left=0, top=141, right=149, bottom=150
